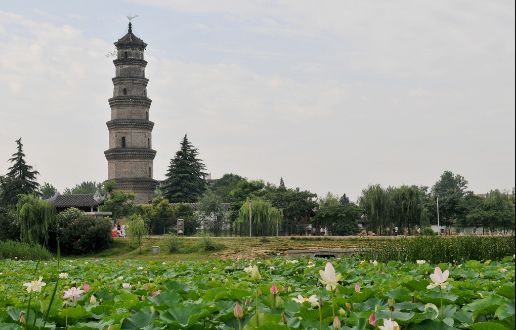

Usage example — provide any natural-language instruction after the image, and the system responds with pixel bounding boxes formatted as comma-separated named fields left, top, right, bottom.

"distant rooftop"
left=47, top=194, right=100, bottom=208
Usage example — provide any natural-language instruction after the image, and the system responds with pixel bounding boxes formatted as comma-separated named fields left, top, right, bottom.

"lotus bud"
left=368, top=312, right=376, bottom=326
left=19, top=312, right=25, bottom=324
left=354, top=282, right=361, bottom=293
left=345, top=302, right=352, bottom=310
left=338, top=308, right=347, bottom=317
left=333, top=316, right=341, bottom=329
left=82, top=283, right=91, bottom=292
left=270, top=283, right=279, bottom=295
left=388, top=298, right=395, bottom=311
left=281, top=313, right=288, bottom=324
left=233, top=302, right=244, bottom=319
left=89, top=295, right=97, bottom=304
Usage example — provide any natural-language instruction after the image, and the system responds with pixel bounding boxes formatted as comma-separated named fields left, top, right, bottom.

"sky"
left=0, top=0, right=514, bottom=201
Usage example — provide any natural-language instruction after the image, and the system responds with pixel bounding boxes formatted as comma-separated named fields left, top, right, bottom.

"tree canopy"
left=162, top=135, right=207, bottom=203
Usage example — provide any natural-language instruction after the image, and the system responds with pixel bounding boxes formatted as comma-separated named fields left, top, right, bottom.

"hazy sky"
left=0, top=1, right=514, bottom=200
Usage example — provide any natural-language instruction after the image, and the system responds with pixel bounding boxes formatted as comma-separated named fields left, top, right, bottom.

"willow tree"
left=17, top=194, right=55, bottom=246
left=237, top=197, right=282, bottom=236
left=359, top=185, right=390, bottom=235
left=388, top=185, right=426, bottom=233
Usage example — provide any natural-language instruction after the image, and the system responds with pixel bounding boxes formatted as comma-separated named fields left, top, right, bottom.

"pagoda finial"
left=126, top=15, right=138, bottom=33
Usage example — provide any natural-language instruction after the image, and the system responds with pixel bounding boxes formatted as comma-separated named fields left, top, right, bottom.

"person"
left=120, top=224, right=126, bottom=238
left=111, top=226, right=118, bottom=238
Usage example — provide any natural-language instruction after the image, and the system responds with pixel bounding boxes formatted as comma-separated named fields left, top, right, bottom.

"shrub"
left=0, top=240, right=52, bottom=260
left=363, top=236, right=515, bottom=263
left=56, top=208, right=112, bottom=254
left=420, top=227, right=437, bottom=236
left=197, top=235, right=224, bottom=252
left=166, top=234, right=184, bottom=253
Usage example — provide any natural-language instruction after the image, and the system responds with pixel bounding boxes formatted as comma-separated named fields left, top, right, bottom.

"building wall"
left=108, top=159, right=152, bottom=179
left=111, top=106, right=148, bottom=120
left=109, top=129, right=151, bottom=148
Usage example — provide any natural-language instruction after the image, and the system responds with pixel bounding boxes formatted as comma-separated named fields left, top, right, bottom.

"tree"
left=64, top=181, right=103, bottom=195
left=1, top=138, right=40, bottom=206
left=312, top=196, right=361, bottom=236
left=432, top=171, right=469, bottom=231
left=17, top=194, right=55, bottom=246
left=41, top=182, right=58, bottom=199
left=99, top=181, right=135, bottom=221
left=162, top=135, right=207, bottom=203
left=128, top=214, right=147, bottom=254
left=237, top=197, right=282, bottom=236
left=359, top=185, right=390, bottom=235
left=279, top=177, right=286, bottom=190
left=197, top=190, right=227, bottom=236
left=387, top=185, right=427, bottom=234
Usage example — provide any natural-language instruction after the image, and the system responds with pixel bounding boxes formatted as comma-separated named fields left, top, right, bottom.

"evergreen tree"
left=279, top=177, right=286, bottom=190
left=0, top=138, right=40, bottom=206
left=40, top=182, right=58, bottom=199
left=162, top=134, right=207, bottom=203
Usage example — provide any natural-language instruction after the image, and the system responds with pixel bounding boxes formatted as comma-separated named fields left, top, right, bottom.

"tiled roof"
left=115, top=23, right=147, bottom=48
left=47, top=194, right=100, bottom=208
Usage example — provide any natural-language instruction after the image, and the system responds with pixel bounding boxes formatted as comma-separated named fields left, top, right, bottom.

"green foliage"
left=313, top=194, right=361, bottom=235
left=17, top=194, right=55, bottom=246
left=63, top=181, right=103, bottom=195
left=0, top=240, right=52, bottom=260
left=165, top=234, right=183, bottom=252
left=162, top=134, right=207, bottom=203
left=0, top=208, right=19, bottom=241
left=364, top=236, right=515, bottom=263
left=432, top=170, right=470, bottom=229
left=196, top=190, right=227, bottom=236
left=420, top=227, right=437, bottom=236
left=40, top=182, right=58, bottom=199
left=99, top=187, right=135, bottom=220
left=128, top=214, right=147, bottom=253
left=55, top=208, right=113, bottom=254
left=197, top=235, right=225, bottom=252
left=237, top=197, right=282, bottom=236
left=0, top=257, right=514, bottom=328
left=137, top=197, right=176, bottom=234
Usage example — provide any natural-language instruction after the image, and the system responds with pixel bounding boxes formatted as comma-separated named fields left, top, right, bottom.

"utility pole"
left=436, top=196, right=440, bottom=235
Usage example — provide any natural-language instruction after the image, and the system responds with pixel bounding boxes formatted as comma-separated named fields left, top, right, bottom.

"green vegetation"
left=162, top=134, right=207, bottom=203
left=128, top=214, right=147, bottom=254
left=17, top=194, right=55, bottom=246
left=0, top=256, right=513, bottom=328
left=0, top=240, right=52, bottom=260
left=364, top=236, right=515, bottom=263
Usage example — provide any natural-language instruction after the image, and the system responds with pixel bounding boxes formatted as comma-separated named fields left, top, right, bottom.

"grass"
left=86, top=235, right=389, bottom=261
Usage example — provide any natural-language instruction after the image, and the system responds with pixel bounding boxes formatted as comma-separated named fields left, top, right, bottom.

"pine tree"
left=162, top=134, right=207, bottom=203
left=0, top=138, right=40, bottom=206
left=279, top=177, right=286, bottom=190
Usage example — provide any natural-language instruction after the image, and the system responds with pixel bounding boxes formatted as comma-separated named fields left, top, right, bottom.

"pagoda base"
left=109, top=177, right=158, bottom=204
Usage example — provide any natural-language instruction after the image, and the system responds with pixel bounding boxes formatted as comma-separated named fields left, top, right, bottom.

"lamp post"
left=249, top=201, right=252, bottom=237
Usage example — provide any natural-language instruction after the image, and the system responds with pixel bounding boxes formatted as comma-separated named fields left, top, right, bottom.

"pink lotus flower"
left=354, top=282, right=361, bottom=293
left=63, top=287, right=84, bottom=302
left=122, top=283, right=132, bottom=289
left=82, top=283, right=91, bottom=292
left=379, top=318, right=399, bottom=330
left=151, top=290, right=161, bottom=297
left=270, top=283, right=279, bottom=295
left=427, top=267, right=449, bottom=289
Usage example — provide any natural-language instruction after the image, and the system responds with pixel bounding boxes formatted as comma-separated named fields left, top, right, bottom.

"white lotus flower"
left=379, top=318, right=400, bottom=330
left=427, top=267, right=449, bottom=289
left=59, top=272, right=69, bottom=279
left=23, top=277, right=46, bottom=293
left=292, top=294, right=319, bottom=307
left=416, top=260, right=426, bottom=265
left=122, top=283, right=132, bottom=289
left=319, top=262, right=342, bottom=291
left=63, top=287, right=84, bottom=301
left=243, top=265, right=261, bottom=281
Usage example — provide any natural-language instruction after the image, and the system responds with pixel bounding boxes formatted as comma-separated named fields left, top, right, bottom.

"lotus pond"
left=0, top=257, right=514, bottom=329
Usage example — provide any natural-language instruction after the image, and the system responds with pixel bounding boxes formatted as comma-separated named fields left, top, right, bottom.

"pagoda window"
left=124, top=51, right=128, bottom=59
left=121, top=136, right=126, bottom=148
left=146, top=111, right=149, bottom=120
left=123, top=88, right=127, bottom=95
left=148, top=138, right=151, bottom=148
left=149, top=167, right=152, bottom=177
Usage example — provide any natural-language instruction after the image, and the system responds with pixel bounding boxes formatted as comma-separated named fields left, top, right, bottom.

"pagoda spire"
left=128, top=22, right=132, bottom=33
